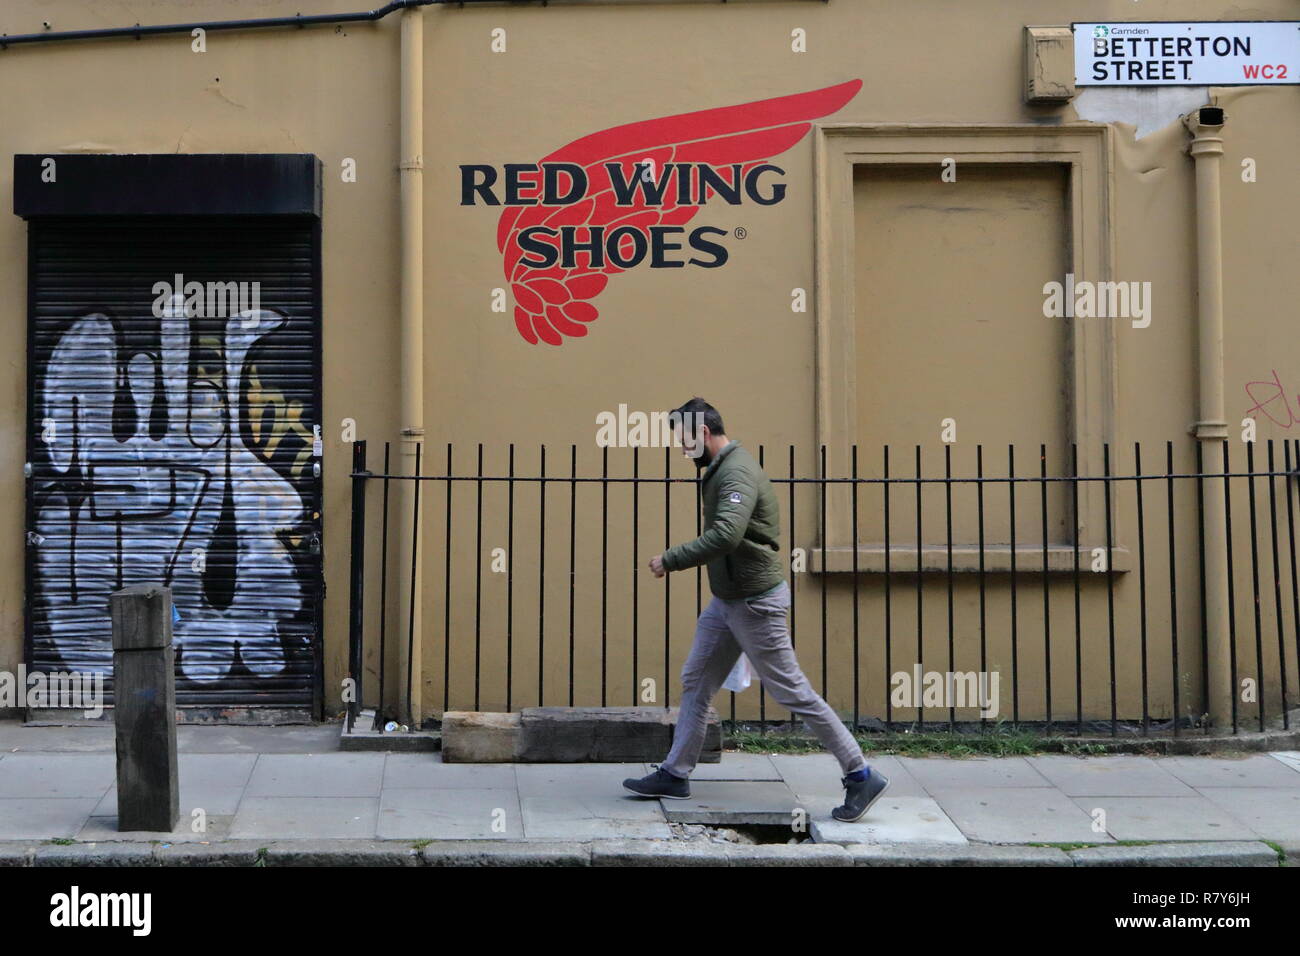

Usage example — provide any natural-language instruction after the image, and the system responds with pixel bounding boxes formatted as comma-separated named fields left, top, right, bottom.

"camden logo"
left=460, top=79, right=862, bottom=345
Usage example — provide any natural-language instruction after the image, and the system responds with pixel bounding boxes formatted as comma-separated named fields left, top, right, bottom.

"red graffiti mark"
left=1244, top=369, right=1300, bottom=428
left=498, top=79, right=863, bottom=346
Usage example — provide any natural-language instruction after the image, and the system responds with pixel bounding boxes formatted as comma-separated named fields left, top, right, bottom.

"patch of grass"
left=727, top=724, right=1191, bottom=758
left=1027, top=842, right=1098, bottom=851
left=728, top=725, right=1059, bottom=758
left=411, top=838, right=432, bottom=850
left=253, top=847, right=269, bottom=868
left=1060, top=741, right=1113, bottom=755
left=47, top=838, right=76, bottom=846
left=862, top=730, right=1045, bottom=758
left=727, top=732, right=822, bottom=755
left=1261, top=839, right=1286, bottom=865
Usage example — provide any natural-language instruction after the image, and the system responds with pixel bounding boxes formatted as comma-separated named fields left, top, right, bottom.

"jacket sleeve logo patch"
left=728, top=492, right=743, bottom=503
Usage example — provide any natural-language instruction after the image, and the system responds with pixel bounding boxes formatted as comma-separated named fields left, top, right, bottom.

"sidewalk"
left=1, top=721, right=1297, bottom=865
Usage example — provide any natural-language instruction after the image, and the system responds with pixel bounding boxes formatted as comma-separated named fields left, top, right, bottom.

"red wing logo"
left=492, top=79, right=863, bottom=345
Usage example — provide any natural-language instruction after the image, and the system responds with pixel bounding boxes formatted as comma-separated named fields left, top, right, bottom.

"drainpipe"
left=1183, top=106, right=1232, bottom=731
left=397, top=5, right=425, bottom=727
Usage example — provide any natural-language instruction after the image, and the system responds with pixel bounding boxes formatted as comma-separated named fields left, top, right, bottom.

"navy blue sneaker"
left=831, top=770, right=890, bottom=822
left=623, top=767, right=691, bottom=800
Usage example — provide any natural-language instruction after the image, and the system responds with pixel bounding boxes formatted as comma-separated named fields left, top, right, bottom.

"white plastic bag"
left=722, top=654, right=754, bottom=692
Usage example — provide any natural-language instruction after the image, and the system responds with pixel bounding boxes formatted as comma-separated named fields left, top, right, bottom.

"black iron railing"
left=346, top=438, right=1300, bottom=738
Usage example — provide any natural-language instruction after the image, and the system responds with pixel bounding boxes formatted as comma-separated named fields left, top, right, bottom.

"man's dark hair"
left=668, top=397, right=725, bottom=436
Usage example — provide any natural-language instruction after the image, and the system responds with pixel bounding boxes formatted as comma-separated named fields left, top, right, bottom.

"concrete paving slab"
left=0, top=723, right=116, bottom=752
left=1026, top=755, right=1196, bottom=796
left=812, top=796, right=968, bottom=845
left=0, top=722, right=342, bottom=754
left=1268, top=751, right=1300, bottom=773
left=93, top=784, right=245, bottom=818
left=1069, top=796, right=1257, bottom=841
left=77, top=814, right=235, bottom=843
left=521, top=794, right=671, bottom=840
left=1156, top=755, right=1300, bottom=788
left=768, top=752, right=839, bottom=789
left=92, top=754, right=254, bottom=813
left=230, top=797, right=379, bottom=839
left=383, top=754, right=516, bottom=790
left=771, top=753, right=926, bottom=799
left=859, top=756, right=928, bottom=795
left=244, top=753, right=385, bottom=798
left=0, top=798, right=100, bottom=840
left=527, top=789, right=670, bottom=821
left=377, top=788, right=520, bottom=840
left=1196, top=788, right=1300, bottom=840
left=662, top=780, right=801, bottom=825
left=933, top=788, right=1113, bottom=844
left=0, top=753, right=115, bottom=798
left=175, top=724, right=343, bottom=754
left=687, top=754, right=781, bottom=780
left=173, top=753, right=259, bottom=788
left=899, top=756, right=1050, bottom=791
left=514, top=762, right=650, bottom=794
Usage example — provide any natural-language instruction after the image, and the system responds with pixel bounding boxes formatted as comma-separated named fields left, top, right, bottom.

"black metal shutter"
left=26, top=216, right=322, bottom=711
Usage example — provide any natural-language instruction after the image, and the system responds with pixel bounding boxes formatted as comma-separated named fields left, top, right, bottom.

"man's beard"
left=693, top=446, right=713, bottom=471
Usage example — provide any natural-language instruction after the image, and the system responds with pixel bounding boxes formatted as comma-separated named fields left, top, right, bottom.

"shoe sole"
left=622, top=784, right=692, bottom=800
left=833, top=776, right=891, bottom=823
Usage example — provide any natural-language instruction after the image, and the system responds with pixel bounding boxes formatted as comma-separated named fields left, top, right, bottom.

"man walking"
left=622, top=398, right=889, bottom=822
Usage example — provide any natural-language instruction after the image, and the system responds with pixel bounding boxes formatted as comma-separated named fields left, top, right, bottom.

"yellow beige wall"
left=1, top=0, right=1297, bottom=726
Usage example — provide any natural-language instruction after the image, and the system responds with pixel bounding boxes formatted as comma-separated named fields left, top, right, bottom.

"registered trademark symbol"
left=734, top=226, right=747, bottom=240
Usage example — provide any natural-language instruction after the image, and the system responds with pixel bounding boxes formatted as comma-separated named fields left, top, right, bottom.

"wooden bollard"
left=109, top=584, right=179, bottom=833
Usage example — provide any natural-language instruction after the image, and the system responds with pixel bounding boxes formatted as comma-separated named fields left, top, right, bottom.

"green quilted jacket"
left=661, top=441, right=784, bottom=599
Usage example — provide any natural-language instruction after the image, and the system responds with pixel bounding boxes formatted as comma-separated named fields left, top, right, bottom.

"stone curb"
left=0, top=838, right=1284, bottom=866
left=264, top=840, right=423, bottom=866
left=0, top=843, right=37, bottom=867
left=590, top=839, right=727, bottom=866
left=1068, top=841, right=1280, bottom=867
left=722, top=843, right=852, bottom=866
left=420, top=841, right=591, bottom=867
left=33, top=843, right=156, bottom=866
left=848, top=844, right=1072, bottom=866
left=589, top=839, right=851, bottom=867
left=154, top=841, right=267, bottom=866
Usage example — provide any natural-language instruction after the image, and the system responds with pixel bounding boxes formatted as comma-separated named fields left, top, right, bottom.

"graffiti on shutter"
left=28, top=218, right=321, bottom=706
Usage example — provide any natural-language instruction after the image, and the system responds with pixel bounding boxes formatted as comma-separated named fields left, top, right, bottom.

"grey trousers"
left=660, top=580, right=867, bottom=779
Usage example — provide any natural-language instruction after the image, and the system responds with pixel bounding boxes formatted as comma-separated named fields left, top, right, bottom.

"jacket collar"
left=700, top=439, right=740, bottom=483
